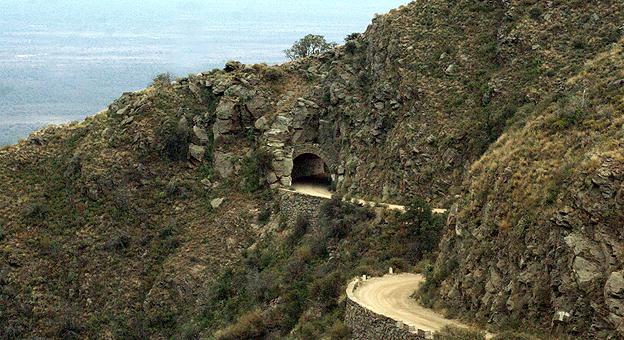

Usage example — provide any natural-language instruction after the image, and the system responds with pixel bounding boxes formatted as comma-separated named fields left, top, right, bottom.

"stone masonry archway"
left=292, top=144, right=336, bottom=172
left=288, top=143, right=336, bottom=189
left=268, top=143, right=336, bottom=189
left=292, top=153, right=330, bottom=185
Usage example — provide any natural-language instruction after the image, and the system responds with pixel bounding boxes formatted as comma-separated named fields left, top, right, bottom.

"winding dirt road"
left=347, top=273, right=481, bottom=336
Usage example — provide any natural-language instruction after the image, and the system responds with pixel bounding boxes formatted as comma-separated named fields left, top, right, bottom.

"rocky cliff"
left=1, top=0, right=623, bottom=338
left=429, top=37, right=624, bottom=337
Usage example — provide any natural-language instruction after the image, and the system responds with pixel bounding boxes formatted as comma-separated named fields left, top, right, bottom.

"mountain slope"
left=1, top=0, right=623, bottom=338
left=428, top=39, right=624, bottom=337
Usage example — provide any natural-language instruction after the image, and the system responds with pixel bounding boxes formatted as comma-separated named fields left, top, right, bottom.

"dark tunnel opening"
left=291, top=153, right=331, bottom=186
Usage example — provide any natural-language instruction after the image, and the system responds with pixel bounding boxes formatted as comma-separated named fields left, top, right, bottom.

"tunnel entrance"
left=291, top=153, right=331, bottom=187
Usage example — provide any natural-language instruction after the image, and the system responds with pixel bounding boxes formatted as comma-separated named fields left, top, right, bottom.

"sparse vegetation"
left=194, top=198, right=446, bottom=337
left=1, top=1, right=622, bottom=339
left=437, top=326, right=486, bottom=340
left=240, top=148, right=273, bottom=193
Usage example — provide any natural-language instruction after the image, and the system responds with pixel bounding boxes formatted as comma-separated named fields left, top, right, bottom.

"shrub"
left=552, top=92, right=589, bottom=130
left=310, top=271, right=343, bottom=310
left=214, top=310, right=267, bottom=340
left=22, top=202, right=48, bottom=220
left=284, top=34, right=337, bottom=60
left=345, top=33, right=361, bottom=42
left=396, top=197, right=445, bottom=258
left=157, top=116, right=190, bottom=161
left=437, top=326, right=486, bottom=340
left=152, top=72, right=172, bottom=87
left=264, top=67, right=285, bottom=81
left=287, top=215, right=309, bottom=247
left=492, top=331, right=539, bottom=340
left=319, top=198, right=373, bottom=240
left=529, top=6, right=542, bottom=20
left=258, top=206, right=272, bottom=224
left=328, top=320, right=351, bottom=339
left=55, top=314, right=84, bottom=339
left=105, top=234, right=131, bottom=253
left=241, top=148, right=273, bottom=193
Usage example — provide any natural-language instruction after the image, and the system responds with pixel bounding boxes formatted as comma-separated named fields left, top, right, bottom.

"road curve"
left=347, top=273, right=470, bottom=335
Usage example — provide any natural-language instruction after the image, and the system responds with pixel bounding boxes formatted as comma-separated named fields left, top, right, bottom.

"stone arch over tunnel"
left=289, top=143, right=336, bottom=188
left=291, top=153, right=330, bottom=185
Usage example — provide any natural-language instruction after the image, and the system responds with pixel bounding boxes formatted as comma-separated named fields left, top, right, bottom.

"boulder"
left=214, top=152, right=234, bottom=178
left=445, top=63, right=457, bottom=75
left=254, top=116, right=270, bottom=131
left=280, top=176, right=292, bottom=187
left=213, top=119, right=234, bottom=136
left=193, top=126, right=210, bottom=145
left=606, top=271, right=624, bottom=327
left=272, top=115, right=291, bottom=132
left=606, top=271, right=624, bottom=299
left=224, top=60, right=243, bottom=72
left=284, top=157, right=294, bottom=175
left=200, top=178, right=212, bottom=188
left=189, top=82, right=203, bottom=102
left=216, top=99, right=236, bottom=120
left=246, top=96, right=268, bottom=117
left=189, top=144, right=206, bottom=162
left=266, top=172, right=278, bottom=184
left=573, top=257, right=602, bottom=287
left=210, top=198, right=225, bottom=209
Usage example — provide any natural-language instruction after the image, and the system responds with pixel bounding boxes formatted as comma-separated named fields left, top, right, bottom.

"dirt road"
left=347, top=273, right=472, bottom=335
left=284, top=184, right=448, bottom=214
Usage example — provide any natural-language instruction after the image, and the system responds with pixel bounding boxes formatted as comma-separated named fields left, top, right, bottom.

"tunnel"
left=291, top=153, right=331, bottom=186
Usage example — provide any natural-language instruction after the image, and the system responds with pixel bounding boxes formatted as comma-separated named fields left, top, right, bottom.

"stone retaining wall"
left=345, top=298, right=425, bottom=339
left=278, top=190, right=327, bottom=228
left=344, top=277, right=435, bottom=340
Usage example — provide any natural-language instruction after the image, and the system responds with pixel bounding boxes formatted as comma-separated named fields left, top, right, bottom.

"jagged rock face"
left=189, top=0, right=623, bottom=206
left=432, top=40, right=624, bottom=337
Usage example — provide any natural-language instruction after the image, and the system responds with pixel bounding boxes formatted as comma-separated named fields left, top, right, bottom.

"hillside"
left=427, top=37, right=624, bottom=337
left=1, top=0, right=623, bottom=338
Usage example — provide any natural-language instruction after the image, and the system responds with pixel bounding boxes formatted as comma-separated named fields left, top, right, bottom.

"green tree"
left=284, top=34, right=337, bottom=60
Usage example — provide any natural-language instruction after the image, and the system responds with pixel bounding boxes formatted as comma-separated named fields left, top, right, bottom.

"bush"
left=284, top=34, right=337, bottom=60
left=258, top=206, right=272, bottom=224
left=241, top=149, right=273, bottom=193
left=287, top=215, right=309, bottom=247
left=492, top=331, right=539, bottom=339
left=319, top=198, right=373, bottom=240
left=436, top=326, right=486, bottom=340
left=328, top=320, right=352, bottom=339
left=152, top=72, right=172, bottom=87
left=310, top=271, right=343, bottom=310
left=157, top=116, right=190, bottom=161
left=22, top=202, right=48, bottom=220
left=264, top=67, right=285, bottom=81
left=105, top=234, right=131, bottom=253
left=214, top=310, right=267, bottom=340
left=396, top=197, right=445, bottom=259
left=529, top=6, right=542, bottom=20
left=345, top=33, right=361, bottom=42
